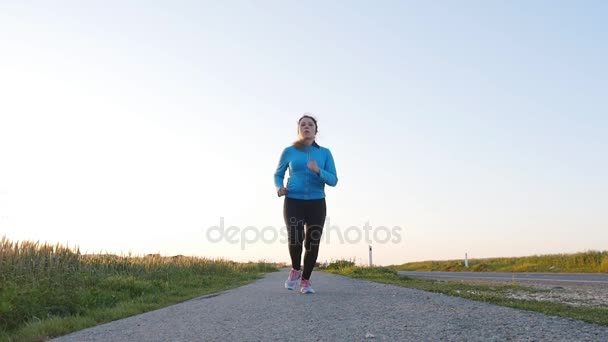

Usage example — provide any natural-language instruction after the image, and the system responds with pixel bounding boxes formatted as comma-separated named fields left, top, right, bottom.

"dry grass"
left=0, top=236, right=277, bottom=341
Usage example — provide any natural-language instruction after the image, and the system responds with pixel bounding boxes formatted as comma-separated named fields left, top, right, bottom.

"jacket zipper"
left=306, top=148, right=310, bottom=198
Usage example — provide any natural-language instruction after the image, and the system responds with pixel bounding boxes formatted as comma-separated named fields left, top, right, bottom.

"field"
left=390, top=251, right=608, bottom=273
left=0, top=236, right=277, bottom=341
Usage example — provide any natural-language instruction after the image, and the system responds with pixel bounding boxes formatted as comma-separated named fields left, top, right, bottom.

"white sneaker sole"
left=285, top=279, right=300, bottom=290
left=300, top=287, right=315, bottom=294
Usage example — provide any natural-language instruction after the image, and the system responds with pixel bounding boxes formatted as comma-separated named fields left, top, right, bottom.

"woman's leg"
left=302, top=198, right=327, bottom=280
left=283, top=198, right=306, bottom=270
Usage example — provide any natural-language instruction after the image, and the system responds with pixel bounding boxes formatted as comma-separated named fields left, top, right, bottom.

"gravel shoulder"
left=52, top=269, right=608, bottom=342
left=461, top=279, right=608, bottom=308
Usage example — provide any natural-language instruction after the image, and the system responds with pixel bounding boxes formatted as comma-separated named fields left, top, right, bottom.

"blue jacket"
left=274, top=141, right=338, bottom=200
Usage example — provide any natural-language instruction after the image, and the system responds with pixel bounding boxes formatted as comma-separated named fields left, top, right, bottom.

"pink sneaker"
left=284, top=269, right=301, bottom=290
left=300, top=279, right=315, bottom=294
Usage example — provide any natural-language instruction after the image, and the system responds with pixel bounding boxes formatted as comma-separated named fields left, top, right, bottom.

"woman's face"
left=298, top=117, right=317, bottom=140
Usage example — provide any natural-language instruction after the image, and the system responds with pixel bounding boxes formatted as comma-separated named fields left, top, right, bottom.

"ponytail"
left=293, top=139, right=307, bottom=150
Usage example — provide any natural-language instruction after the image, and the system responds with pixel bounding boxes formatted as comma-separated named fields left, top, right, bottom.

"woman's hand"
left=277, top=186, right=288, bottom=197
left=307, top=160, right=320, bottom=174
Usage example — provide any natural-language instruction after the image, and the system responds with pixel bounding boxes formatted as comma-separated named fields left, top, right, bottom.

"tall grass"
left=323, top=258, right=356, bottom=270
left=0, top=236, right=277, bottom=340
left=392, top=250, right=608, bottom=272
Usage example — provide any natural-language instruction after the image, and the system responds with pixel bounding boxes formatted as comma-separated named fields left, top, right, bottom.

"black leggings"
left=283, top=197, right=326, bottom=280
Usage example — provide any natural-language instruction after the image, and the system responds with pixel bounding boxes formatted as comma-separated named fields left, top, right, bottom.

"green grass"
left=0, top=236, right=278, bottom=342
left=391, top=250, right=608, bottom=273
left=323, top=264, right=608, bottom=327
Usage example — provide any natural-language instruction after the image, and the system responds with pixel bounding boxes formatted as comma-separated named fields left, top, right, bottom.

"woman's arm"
left=318, top=149, right=338, bottom=187
left=274, top=148, right=289, bottom=193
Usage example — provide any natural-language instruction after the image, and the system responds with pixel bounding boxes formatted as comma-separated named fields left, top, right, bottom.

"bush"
left=325, top=259, right=356, bottom=270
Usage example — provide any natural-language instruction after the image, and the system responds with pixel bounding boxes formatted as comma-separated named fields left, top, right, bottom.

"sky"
left=1, top=1, right=607, bottom=266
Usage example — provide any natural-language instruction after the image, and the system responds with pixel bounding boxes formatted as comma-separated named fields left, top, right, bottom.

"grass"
left=0, top=236, right=278, bottom=342
left=391, top=250, right=608, bottom=273
left=322, top=262, right=608, bottom=327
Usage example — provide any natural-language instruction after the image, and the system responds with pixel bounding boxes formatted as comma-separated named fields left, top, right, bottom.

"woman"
left=274, top=114, right=338, bottom=294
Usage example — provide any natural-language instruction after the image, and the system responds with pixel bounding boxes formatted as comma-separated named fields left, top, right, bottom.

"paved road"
left=397, top=271, right=608, bottom=285
left=53, top=269, right=608, bottom=341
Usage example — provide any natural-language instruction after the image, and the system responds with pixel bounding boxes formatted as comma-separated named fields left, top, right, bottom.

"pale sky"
left=1, top=1, right=607, bottom=266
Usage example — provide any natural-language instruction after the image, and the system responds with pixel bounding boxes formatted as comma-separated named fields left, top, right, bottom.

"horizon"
left=1, top=2, right=607, bottom=266
left=3, top=233, right=606, bottom=267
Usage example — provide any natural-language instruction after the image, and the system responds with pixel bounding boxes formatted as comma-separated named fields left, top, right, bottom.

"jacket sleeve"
left=274, top=148, right=289, bottom=192
left=318, top=148, right=338, bottom=187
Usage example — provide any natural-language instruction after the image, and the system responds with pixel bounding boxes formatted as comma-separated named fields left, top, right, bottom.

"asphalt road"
left=51, top=269, right=608, bottom=341
left=397, top=271, right=608, bottom=285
